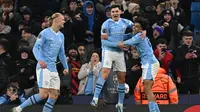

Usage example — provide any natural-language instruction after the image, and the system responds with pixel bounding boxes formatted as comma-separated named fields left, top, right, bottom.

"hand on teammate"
left=101, top=33, right=108, bottom=40
left=63, top=69, right=69, bottom=75
left=118, top=42, right=129, bottom=51
left=39, top=60, right=47, bottom=68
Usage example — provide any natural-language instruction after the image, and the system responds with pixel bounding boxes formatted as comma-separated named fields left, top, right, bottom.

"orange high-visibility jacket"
left=134, top=68, right=178, bottom=104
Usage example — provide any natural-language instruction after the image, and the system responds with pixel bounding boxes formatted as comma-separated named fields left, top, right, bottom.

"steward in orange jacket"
left=134, top=68, right=178, bottom=104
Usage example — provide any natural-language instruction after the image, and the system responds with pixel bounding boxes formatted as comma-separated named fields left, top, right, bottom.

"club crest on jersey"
left=38, top=34, right=41, bottom=39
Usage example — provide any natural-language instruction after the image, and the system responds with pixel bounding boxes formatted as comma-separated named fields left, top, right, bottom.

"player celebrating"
left=118, top=17, right=160, bottom=112
left=12, top=13, right=69, bottom=112
left=90, top=4, right=133, bottom=112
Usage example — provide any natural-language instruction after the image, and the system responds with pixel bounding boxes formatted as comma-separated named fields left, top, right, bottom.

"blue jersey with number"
left=122, top=32, right=158, bottom=64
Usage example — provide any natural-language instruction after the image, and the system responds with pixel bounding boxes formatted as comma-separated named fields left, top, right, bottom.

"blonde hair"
left=48, top=13, right=63, bottom=26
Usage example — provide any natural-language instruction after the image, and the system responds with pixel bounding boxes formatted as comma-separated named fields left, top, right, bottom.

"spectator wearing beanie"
left=11, top=46, right=37, bottom=98
left=150, top=26, right=164, bottom=50
left=105, top=5, right=111, bottom=19
left=21, top=7, right=33, bottom=26
left=122, top=3, right=144, bottom=22
left=153, top=9, right=184, bottom=50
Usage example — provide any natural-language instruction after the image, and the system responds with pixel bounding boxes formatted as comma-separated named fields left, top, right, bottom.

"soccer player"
left=90, top=4, right=133, bottom=112
left=118, top=17, right=160, bottom=112
left=12, top=13, right=69, bottom=112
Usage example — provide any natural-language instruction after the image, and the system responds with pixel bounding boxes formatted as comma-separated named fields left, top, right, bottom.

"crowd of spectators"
left=0, top=0, right=199, bottom=105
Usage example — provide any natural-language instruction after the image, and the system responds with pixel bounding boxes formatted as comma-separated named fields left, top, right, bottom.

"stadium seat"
left=191, top=2, right=200, bottom=40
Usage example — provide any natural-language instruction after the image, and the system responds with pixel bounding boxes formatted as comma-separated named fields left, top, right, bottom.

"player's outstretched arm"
left=122, top=32, right=141, bottom=46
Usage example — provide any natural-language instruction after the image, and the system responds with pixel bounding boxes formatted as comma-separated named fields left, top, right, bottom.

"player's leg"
left=143, top=80, right=158, bottom=112
left=114, top=51, right=126, bottom=112
left=116, top=71, right=126, bottom=111
left=42, top=72, right=60, bottom=112
left=91, top=50, right=112, bottom=106
left=12, top=69, right=50, bottom=112
left=142, top=63, right=160, bottom=112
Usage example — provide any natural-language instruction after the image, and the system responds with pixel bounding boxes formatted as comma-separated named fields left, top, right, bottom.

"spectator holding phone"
left=173, top=30, right=200, bottom=94
left=154, top=38, right=173, bottom=74
left=0, top=83, right=26, bottom=105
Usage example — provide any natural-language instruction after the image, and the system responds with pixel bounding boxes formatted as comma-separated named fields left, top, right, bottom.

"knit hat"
left=22, top=7, right=32, bottom=16
left=163, top=9, right=173, bottom=17
left=105, top=5, right=111, bottom=12
left=128, top=3, right=139, bottom=13
left=18, top=46, right=30, bottom=54
left=154, top=26, right=164, bottom=36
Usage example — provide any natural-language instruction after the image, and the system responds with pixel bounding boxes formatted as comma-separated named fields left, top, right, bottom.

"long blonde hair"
left=48, top=13, right=63, bottom=26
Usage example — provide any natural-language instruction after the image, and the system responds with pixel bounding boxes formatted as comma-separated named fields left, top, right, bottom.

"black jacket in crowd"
left=0, top=52, right=13, bottom=76
left=173, top=44, right=200, bottom=80
left=11, top=59, right=36, bottom=89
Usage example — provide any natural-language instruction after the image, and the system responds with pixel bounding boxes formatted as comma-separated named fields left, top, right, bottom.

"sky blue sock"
left=43, top=98, right=56, bottom=112
left=118, top=84, right=125, bottom=104
left=93, top=77, right=105, bottom=100
left=155, top=102, right=160, bottom=112
left=20, top=94, right=42, bottom=109
left=148, top=101, right=157, bottom=112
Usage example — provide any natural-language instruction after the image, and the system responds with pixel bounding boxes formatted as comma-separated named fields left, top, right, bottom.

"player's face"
left=111, top=7, right=121, bottom=21
left=133, top=22, right=142, bottom=34
left=56, top=15, right=65, bottom=28
left=183, top=36, right=193, bottom=46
